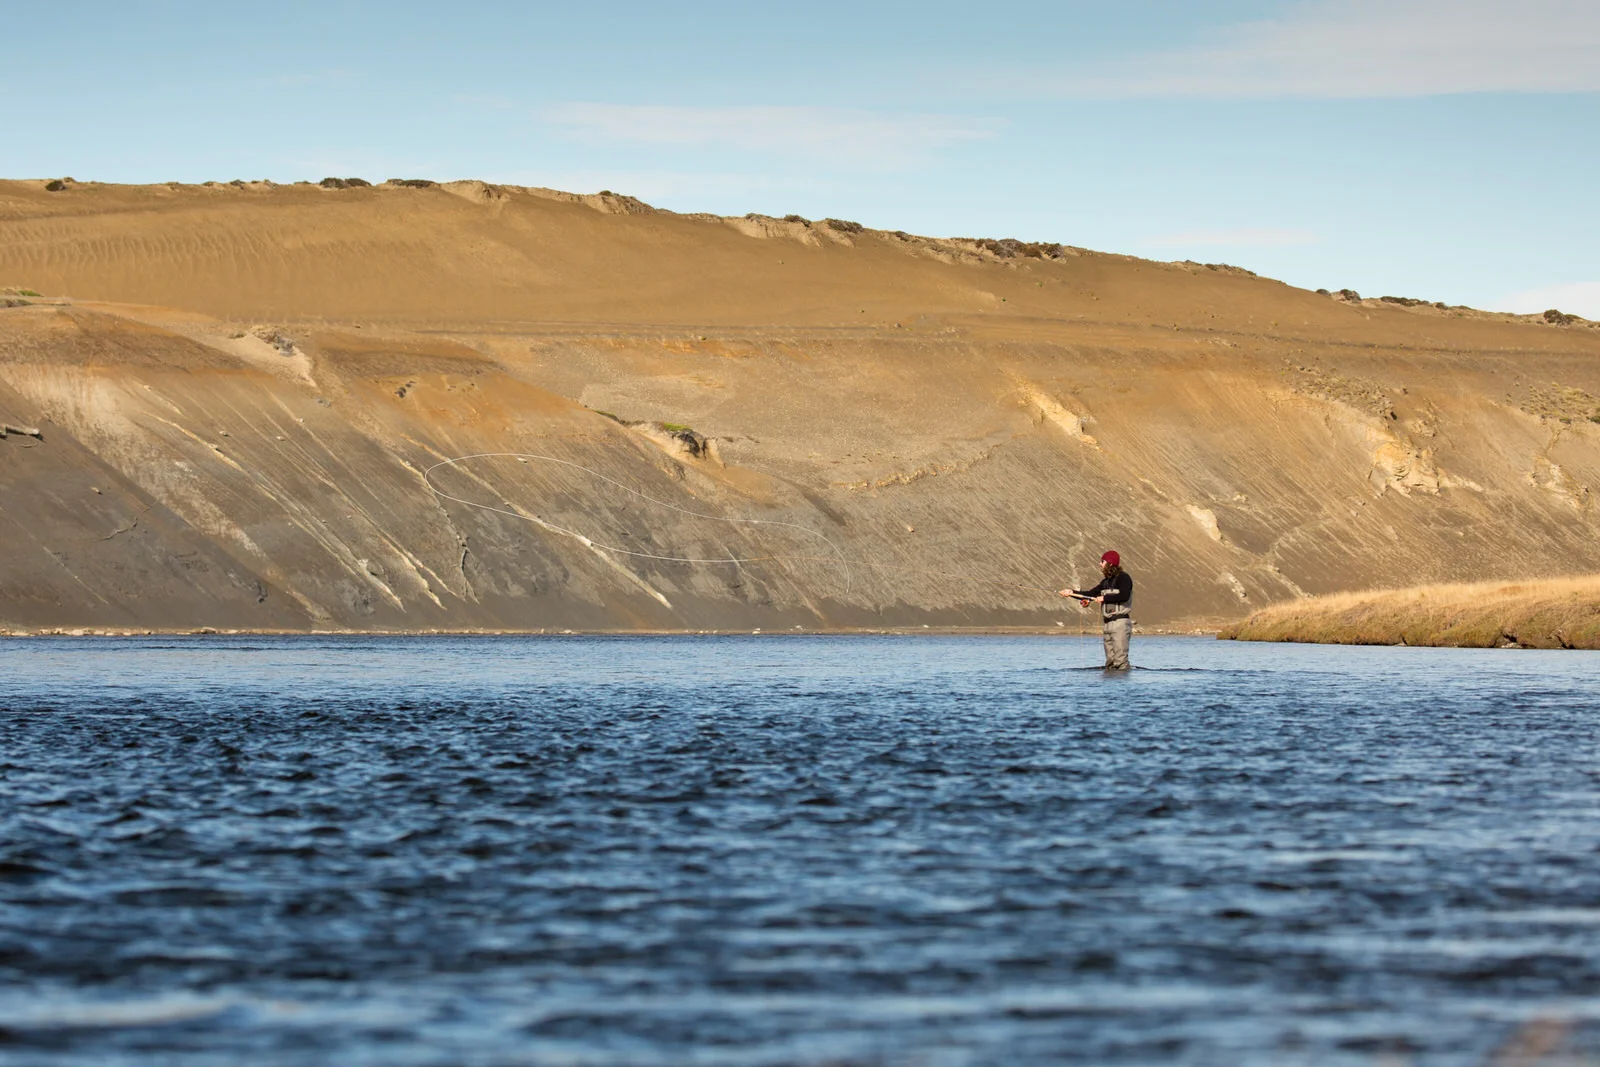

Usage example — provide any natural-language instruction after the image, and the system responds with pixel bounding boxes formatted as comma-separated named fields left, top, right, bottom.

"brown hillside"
left=1, top=178, right=1597, bottom=632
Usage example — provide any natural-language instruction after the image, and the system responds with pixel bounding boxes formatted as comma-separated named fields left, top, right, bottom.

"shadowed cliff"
left=2, top=178, right=1597, bottom=632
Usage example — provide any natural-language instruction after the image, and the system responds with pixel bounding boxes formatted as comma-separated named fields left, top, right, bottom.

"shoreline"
left=0, top=625, right=1218, bottom=639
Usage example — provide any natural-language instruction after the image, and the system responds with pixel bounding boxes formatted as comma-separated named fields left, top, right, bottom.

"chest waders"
left=1101, top=585, right=1132, bottom=670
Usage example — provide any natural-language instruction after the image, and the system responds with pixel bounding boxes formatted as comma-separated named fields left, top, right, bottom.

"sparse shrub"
left=593, top=410, right=624, bottom=423
left=44, top=180, right=67, bottom=192
left=17, top=289, right=41, bottom=297
left=659, top=423, right=708, bottom=459
left=892, top=230, right=911, bottom=240
left=1433, top=301, right=1447, bottom=309
left=249, top=325, right=296, bottom=357
left=1544, top=308, right=1577, bottom=326
left=969, top=237, right=1064, bottom=260
left=1336, top=288, right=1361, bottom=302
left=782, top=214, right=810, bottom=225
left=1381, top=295, right=1427, bottom=307
left=1022, top=241, right=1065, bottom=258
left=1204, top=262, right=1256, bottom=276
left=824, top=218, right=864, bottom=234
left=1316, top=288, right=1330, bottom=295
left=387, top=178, right=437, bottom=188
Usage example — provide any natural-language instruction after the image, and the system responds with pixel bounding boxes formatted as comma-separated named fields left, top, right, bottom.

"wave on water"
left=2, top=637, right=1598, bottom=1064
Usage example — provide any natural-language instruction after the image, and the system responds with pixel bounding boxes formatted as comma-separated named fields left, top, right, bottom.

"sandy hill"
left=1, top=177, right=1597, bottom=633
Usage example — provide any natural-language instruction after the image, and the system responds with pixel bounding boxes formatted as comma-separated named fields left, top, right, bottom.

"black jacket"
left=1073, top=572, right=1133, bottom=621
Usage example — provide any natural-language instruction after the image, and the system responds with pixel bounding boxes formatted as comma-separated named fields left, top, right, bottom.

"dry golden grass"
left=1219, top=574, right=1600, bottom=649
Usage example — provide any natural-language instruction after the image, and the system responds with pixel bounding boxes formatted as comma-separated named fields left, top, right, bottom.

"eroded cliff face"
left=1, top=179, right=1596, bottom=631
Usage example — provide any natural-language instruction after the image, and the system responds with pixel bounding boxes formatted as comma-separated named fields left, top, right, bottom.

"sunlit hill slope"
left=1, top=177, right=1597, bottom=632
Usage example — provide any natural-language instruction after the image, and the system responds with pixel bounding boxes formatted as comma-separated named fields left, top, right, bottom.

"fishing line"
left=423, top=452, right=1071, bottom=603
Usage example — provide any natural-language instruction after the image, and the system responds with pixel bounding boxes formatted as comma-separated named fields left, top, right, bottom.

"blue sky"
left=4, top=0, right=1597, bottom=315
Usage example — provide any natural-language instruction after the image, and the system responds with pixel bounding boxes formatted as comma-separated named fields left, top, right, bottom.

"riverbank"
left=0, top=624, right=1211, bottom=638
left=1219, top=575, right=1600, bottom=649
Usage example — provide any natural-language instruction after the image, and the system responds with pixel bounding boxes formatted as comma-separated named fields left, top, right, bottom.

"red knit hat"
left=1100, top=550, right=1120, bottom=566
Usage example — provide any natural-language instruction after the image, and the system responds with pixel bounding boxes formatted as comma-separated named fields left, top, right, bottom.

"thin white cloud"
left=1055, top=0, right=1600, bottom=99
left=1494, top=281, right=1600, bottom=319
left=541, top=103, right=999, bottom=169
left=1141, top=227, right=1319, bottom=249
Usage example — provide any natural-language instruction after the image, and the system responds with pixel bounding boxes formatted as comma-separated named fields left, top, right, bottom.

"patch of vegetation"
left=824, top=218, right=864, bottom=234
left=782, top=214, right=810, bottom=225
left=1544, top=308, right=1579, bottom=326
left=387, top=178, right=437, bottom=188
left=1521, top=383, right=1600, bottom=425
left=319, top=177, right=372, bottom=189
left=1334, top=288, right=1361, bottom=302
left=44, top=180, right=68, bottom=192
left=592, top=410, right=625, bottom=423
left=1380, top=295, right=1428, bottom=307
left=1290, top=362, right=1395, bottom=419
left=659, top=423, right=709, bottom=459
left=248, top=325, right=297, bottom=357
left=599, top=190, right=614, bottom=197
left=16, top=289, right=40, bottom=297
left=968, top=237, right=1065, bottom=260
left=1, top=299, right=31, bottom=308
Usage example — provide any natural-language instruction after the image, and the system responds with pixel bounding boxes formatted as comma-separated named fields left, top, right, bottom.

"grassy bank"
left=1219, top=575, right=1600, bottom=649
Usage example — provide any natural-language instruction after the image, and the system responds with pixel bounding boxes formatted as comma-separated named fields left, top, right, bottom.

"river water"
left=1, top=635, right=1597, bottom=1065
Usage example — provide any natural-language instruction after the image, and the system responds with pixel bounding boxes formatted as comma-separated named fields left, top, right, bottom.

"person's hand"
left=1058, top=589, right=1073, bottom=598
left=1095, top=595, right=1105, bottom=603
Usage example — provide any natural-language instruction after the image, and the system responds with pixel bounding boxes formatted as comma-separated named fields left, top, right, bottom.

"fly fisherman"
left=1060, top=551, right=1134, bottom=670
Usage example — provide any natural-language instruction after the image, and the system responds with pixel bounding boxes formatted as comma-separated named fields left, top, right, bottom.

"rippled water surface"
left=2, top=635, right=1599, bottom=1065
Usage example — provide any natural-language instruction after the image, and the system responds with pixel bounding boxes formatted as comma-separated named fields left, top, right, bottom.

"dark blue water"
left=1, top=636, right=1598, bottom=1066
